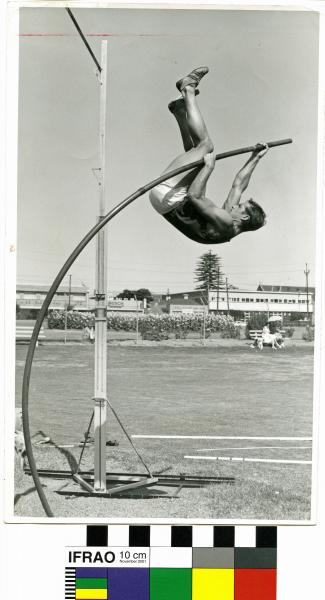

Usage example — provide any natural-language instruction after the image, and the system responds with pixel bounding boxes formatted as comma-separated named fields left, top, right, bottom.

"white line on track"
left=196, top=446, right=312, bottom=452
left=33, top=444, right=86, bottom=449
left=184, top=455, right=312, bottom=465
left=53, top=444, right=79, bottom=448
left=133, top=435, right=312, bottom=441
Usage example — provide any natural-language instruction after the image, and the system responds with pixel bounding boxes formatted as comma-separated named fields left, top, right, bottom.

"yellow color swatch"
left=76, top=589, right=108, bottom=600
left=192, top=568, right=234, bottom=600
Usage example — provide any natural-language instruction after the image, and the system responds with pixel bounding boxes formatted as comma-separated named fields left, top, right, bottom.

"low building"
left=106, top=298, right=145, bottom=314
left=166, top=297, right=208, bottom=315
left=156, top=291, right=208, bottom=315
left=16, top=283, right=89, bottom=318
left=161, top=286, right=314, bottom=320
left=16, top=285, right=148, bottom=319
left=209, top=286, right=314, bottom=320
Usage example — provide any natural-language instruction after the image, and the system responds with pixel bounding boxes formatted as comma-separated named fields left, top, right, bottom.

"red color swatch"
left=235, top=569, right=276, bottom=600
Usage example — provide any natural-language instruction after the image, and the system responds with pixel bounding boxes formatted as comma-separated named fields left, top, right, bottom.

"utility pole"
left=68, top=273, right=72, bottom=309
left=200, top=296, right=206, bottom=346
left=304, top=263, right=310, bottom=323
left=207, top=281, right=210, bottom=313
left=207, top=251, right=211, bottom=299
left=134, top=294, right=139, bottom=344
left=64, top=273, right=72, bottom=344
left=226, top=277, right=230, bottom=315
left=216, top=267, right=220, bottom=312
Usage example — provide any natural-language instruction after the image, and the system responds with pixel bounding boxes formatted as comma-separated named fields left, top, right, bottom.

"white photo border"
left=3, top=0, right=325, bottom=524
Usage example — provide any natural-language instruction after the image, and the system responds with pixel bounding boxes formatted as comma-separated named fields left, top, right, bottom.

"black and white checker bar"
left=85, top=525, right=277, bottom=548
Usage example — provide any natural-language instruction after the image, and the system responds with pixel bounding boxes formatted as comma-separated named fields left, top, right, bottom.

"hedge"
left=302, top=326, right=314, bottom=342
left=48, top=310, right=239, bottom=338
left=48, top=310, right=94, bottom=330
left=245, top=314, right=269, bottom=338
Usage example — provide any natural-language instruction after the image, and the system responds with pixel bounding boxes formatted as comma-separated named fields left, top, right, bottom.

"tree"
left=116, top=289, right=134, bottom=300
left=134, top=288, right=153, bottom=303
left=194, top=251, right=225, bottom=294
left=116, top=288, right=153, bottom=303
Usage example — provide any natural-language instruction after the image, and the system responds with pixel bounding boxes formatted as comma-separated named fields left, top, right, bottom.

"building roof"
left=169, top=297, right=204, bottom=306
left=17, top=284, right=88, bottom=294
left=164, top=285, right=315, bottom=300
left=257, top=284, right=315, bottom=294
left=164, top=290, right=208, bottom=300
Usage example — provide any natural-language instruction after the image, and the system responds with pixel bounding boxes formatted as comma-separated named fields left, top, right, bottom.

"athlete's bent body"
left=149, top=67, right=268, bottom=244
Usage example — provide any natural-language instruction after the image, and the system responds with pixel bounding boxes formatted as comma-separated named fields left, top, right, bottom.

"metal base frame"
left=24, top=468, right=235, bottom=499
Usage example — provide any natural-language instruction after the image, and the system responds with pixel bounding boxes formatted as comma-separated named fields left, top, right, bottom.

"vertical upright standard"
left=93, top=41, right=108, bottom=492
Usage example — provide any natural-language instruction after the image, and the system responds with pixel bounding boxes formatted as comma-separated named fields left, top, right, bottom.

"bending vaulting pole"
left=21, top=137, right=292, bottom=517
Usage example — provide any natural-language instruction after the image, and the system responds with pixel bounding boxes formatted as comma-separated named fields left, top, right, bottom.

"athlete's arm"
left=222, top=143, right=269, bottom=212
left=187, top=152, right=216, bottom=199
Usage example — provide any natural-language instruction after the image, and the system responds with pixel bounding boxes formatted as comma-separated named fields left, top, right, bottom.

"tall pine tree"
left=194, top=251, right=225, bottom=293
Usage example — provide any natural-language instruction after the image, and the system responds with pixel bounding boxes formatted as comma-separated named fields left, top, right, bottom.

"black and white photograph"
left=8, top=3, right=322, bottom=522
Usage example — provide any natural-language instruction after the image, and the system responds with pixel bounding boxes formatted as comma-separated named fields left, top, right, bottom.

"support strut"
left=21, top=137, right=292, bottom=517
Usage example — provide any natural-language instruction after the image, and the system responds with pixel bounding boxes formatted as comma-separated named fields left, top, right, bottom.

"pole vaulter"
left=21, top=135, right=291, bottom=517
left=21, top=10, right=292, bottom=517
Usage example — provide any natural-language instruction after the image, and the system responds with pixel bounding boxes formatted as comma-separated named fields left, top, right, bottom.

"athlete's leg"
left=162, top=87, right=213, bottom=192
left=169, top=101, right=194, bottom=152
left=181, top=85, right=212, bottom=148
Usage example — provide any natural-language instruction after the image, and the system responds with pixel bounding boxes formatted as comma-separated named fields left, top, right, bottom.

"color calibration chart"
left=65, top=525, right=277, bottom=599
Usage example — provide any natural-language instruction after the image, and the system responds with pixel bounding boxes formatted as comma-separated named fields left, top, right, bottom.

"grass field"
left=14, top=340, right=314, bottom=520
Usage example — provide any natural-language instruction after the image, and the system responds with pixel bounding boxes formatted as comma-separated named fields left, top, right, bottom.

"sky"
left=17, top=6, right=319, bottom=294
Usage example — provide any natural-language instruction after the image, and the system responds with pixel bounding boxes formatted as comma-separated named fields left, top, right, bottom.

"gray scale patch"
left=235, top=548, right=277, bottom=569
left=192, top=548, right=234, bottom=569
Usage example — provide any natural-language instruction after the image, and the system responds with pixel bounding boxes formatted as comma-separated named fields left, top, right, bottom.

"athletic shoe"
left=176, top=66, right=209, bottom=92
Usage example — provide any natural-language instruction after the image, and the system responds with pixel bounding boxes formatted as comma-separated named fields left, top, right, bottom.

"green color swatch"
left=150, top=568, right=192, bottom=600
left=76, top=578, right=107, bottom=589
